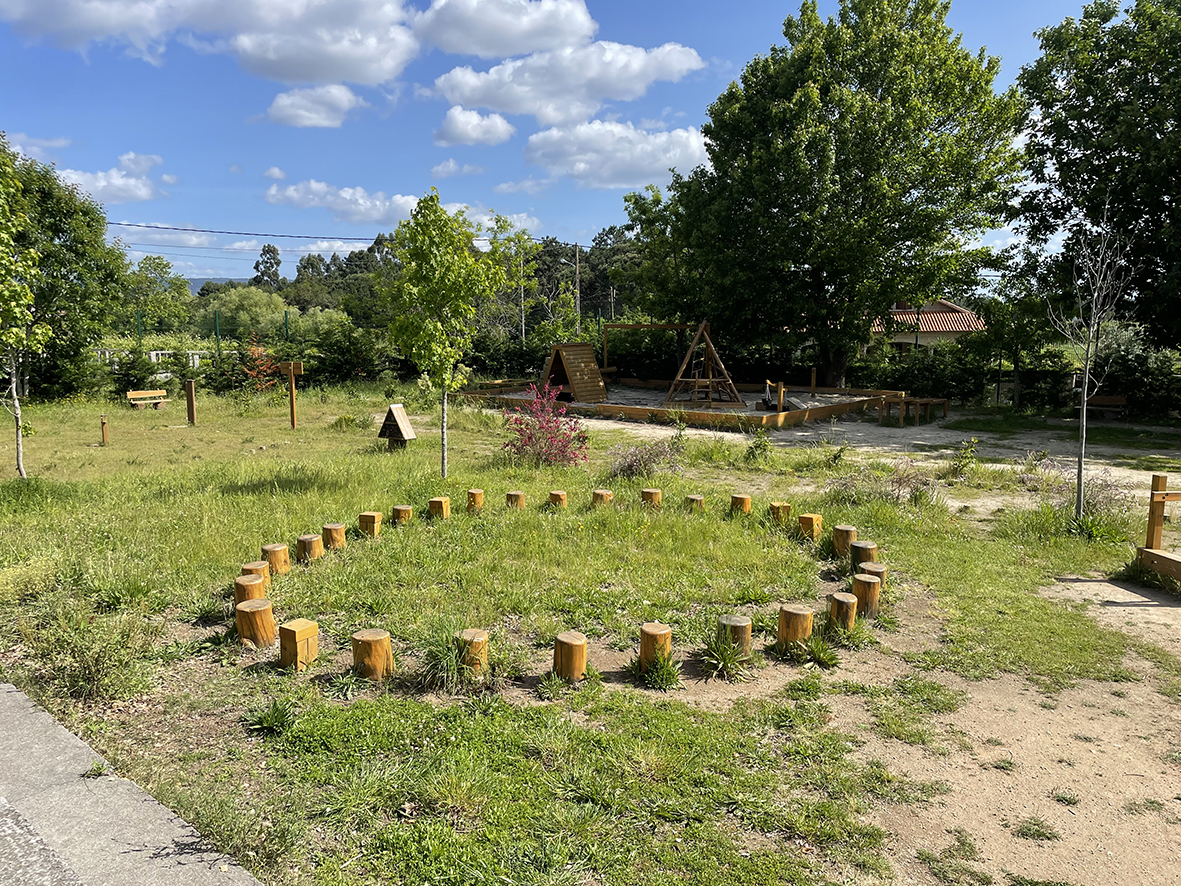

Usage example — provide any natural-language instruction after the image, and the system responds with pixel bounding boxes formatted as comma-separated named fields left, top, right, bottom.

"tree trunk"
left=819, top=344, right=848, bottom=388
left=9, top=355, right=26, bottom=481
left=441, top=386, right=448, bottom=479
left=1076, top=342, right=1091, bottom=521
left=1012, top=347, right=1022, bottom=409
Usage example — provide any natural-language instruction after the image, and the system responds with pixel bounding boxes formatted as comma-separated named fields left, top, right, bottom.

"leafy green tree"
left=628, top=0, right=1025, bottom=385
left=251, top=243, right=284, bottom=290
left=1019, top=0, right=1181, bottom=346
left=117, top=255, right=194, bottom=334
left=191, top=286, right=292, bottom=341
left=373, top=190, right=512, bottom=478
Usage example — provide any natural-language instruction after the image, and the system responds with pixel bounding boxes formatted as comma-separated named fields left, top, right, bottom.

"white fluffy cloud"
left=433, top=106, right=516, bottom=146
left=435, top=41, right=704, bottom=125
left=265, top=179, right=419, bottom=225
left=263, top=166, right=286, bottom=180
left=493, top=177, right=551, bottom=194
left=525, top=120, right=707, bottom=189
left=7, top=132, right=70, bottom=161
left=60, top=151, right=166, bottom=203
left=414, top=0, right=595, bottom=58
left=267, top=85, right=368, bottom=128
left=431, top=158, right=484, bottom=178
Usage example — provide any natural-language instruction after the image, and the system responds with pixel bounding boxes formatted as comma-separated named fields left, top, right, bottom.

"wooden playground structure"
left=1139, top=473, right=1181, bottom=582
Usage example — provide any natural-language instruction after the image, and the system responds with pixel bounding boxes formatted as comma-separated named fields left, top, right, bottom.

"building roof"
left=872, top=300, right=986, bottom=335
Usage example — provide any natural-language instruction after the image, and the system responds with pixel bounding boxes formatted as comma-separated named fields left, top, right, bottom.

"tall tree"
left=373, top=191, right=512, bottom=478
left=117, top=255, right=194, bottom=334
left=628, top=0, right=1025, bottom=385
left=251, top=243, right=283, bottom=290
left=1019, top=0, right=1181, bottom=346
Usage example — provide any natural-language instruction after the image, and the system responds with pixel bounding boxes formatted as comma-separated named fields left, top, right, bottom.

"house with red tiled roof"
left=871, top=300, right=986, bottom=348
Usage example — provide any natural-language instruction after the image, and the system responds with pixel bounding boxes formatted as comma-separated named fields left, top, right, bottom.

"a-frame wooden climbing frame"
left=1139, top=473, right=1181, bottom=582
left=662, top=321, right=744, bottom=409
left=541, top=343, right=608, bottom=403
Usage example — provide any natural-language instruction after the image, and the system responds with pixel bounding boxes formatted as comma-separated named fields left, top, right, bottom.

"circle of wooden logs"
left=798, top=513, right=823, bottom=541
left=322, top=523, right=346, bottom=550
left=467, top=489, right=484, bottom=513
left=279, top=618, right=318, bottom=672
left=358, top=511, right=382, bottom=537
left=454, top=628, right=489, bottom=675
left=236, top=598, right=277, bottom=648
left=717, top=614, right=752, bottom=655
left=553, top=630, right=587, bottom=682
left=641, top=488, right=662, bottom=509
left=639, top=622, right=672, bottom=673
left=730, top=494, right=752, bottom=515
left=592, top=489, right=614, bottom=506
left=549, top=490, right=568, bottom=508
left=261, top=543, right=290, bottom=576
left=506, top=491, right=526, bottom=510
left=240, top=560, right=271, bottom=593
left=429, top=496, right=450, bottom=520
left=392, top=505, right=413, bottom=524
left=859, top=561, right=887, bottom=593
left=769, top=502, right=791, bottom=524
left=833, top=525, right=857, bottom=559
left=828, top=592, right=858, bottom=632
left=777, top=604, right=814, bottom=649
left=297, top=533, right=324, bottom=563
left=686, top=494, right=705, bottom=511
left=233, top=574, right=267, bottom=606
left=852, top=573, right=881, bottom=618
left=850, top=540, right=879, bottom=574
left=351, top=628, right=393, bottom=681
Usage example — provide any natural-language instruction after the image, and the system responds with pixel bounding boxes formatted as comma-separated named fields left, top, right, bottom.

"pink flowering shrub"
left=503, top=381, right=589, bottom=466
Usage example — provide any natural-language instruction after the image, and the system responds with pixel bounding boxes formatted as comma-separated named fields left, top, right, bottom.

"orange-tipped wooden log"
left=549, top=490, right=568, bottom=508
left=322, top=523, right=346, bottom=550
left=297, top=534, right=324, bottom=563
left=234, top=574, right=267, bottom=606
left=833, top=525, right=857, bottom=559
left=777, top=604, right=814, bottom=649
left=506, top=491, right=526, bottom=510
left=279, top=618, right=318, bottom=671
left=860, top=561, right=887, bottom=593
left=351, top=628, right=393, bottom=681
left=467, top=489, right=484, bottom=513
left=455, top=629, right=489, bottom=675
left=639, top=622, right=672, bottom=673
left=769, top=502, right=791, bottom=525
left=717, top=614, right=753, bottom=655
left=641, top=488, right=662, bottom=509
left=236, top=598, right=276, bottom=648
left=852, top=573, right=881, bottom=618
left=686, top=494, right=705, bottom=511
left=392, top=505, right=413, bottom=525
left=429, top=497, right=450, bottom=519
left=850, top=540, right=879, bottom=574
left=592, top=489, right=614, bottom=506
left=798, top=513, right=823, bottom=541
left=261, top=543, right=290, bottom=576
left=241, top=560, right=271, bottom=593
left=828, top=592, right=858, bottom=632
left=359, top=511, right=382, bottom=537
left=730, top=494, right=752, bottom=515
left=553, top=630, right=588, bottom=682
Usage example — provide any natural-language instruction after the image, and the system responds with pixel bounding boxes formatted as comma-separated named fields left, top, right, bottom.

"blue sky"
left=1, top=0, right=1086, bottom=279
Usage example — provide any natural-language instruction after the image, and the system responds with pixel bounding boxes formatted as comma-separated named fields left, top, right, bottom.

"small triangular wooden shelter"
left=663, top=321, right=744, bottom=408
left=541, top=343, right=607, bottom=403
left=378, top=403, right=417, bottom=449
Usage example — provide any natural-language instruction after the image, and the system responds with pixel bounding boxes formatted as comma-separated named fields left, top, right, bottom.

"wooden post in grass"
left=322, top=523, right=346, bottom=550
left=359, top=512, right=382, bottom=537
left=593, top=489, right=614, bottom=506
left=833, top=525, right=857, bottom=559
left=236, top=599, right=276, bottom=648
left=392, top=505, right=413, bottom=524
left=641, top=488, right=662, bottom=509
left=279, top=361, right=303, bottom=430
left=467, top=489, right=484, bottom=513
left=850, top=540, right=878, bottom=574
left=811, top=367, right=817, bottom=393
left=776, top=381, right=785, bottom=413
left=730, top=494, right=752, bottom=515
left=100, top=414, right=109, bottom=446
left=233, top=574, right=267, bottom=606
left=184, top=379, right=196, bottom=425
left=860, top=562, right=887, bottom=594
left=851, top=573, right=881, bottom=618
left=297, top=534, right=324, bottom=563
left=262, top=543, right=290, bottom=576
left=639, top=622, right=672, bottom=672
left=352, top=629, right=393, bottom=681
left=798, top=513, right=822, bottom=541
left=828, top=592, right=858, bottom=632
left=506, top=491, right=526, bottom=510
left=279, top=618, right=318, bottom=671
left=686, top=494, right=705, bottom=511
left=455, top=629, right=489, bottom=674
left=553, top=630, right=588, bottom=682
left=1147, top=474, right=1168, bottom=549
left=241, top=560, right=271, bottom=593
left=429, top=497, right=451, bottom=519
left=549, top=490, right=568, bottom=508
left=717, top=614, right=752, bottom=655
left=777, top=605, right=813, bottom=648
left=769, top=502, right=791, bottom=525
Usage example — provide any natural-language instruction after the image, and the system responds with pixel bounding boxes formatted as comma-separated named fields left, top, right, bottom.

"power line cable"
left=110, top=222, right=374, bottom=241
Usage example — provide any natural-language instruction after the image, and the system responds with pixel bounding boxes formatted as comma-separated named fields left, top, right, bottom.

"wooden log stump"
left=717, top=614, right=753, bottom=655
left=553, top=630, right=588, bottom=682
left=261, top=543, right=290, bottom=576
left=351, top=628, right=393, bottom=681
left=828, top=592, right=858, bottom=632
left=850, top=540, right=879, bottom=574
left=359, top=511, right=382, bottom=537
left=549, top=490, right=568, bottom=508
left=860, top=561, right=887, bottom=593
left=686, top=494, right=705, bottom=511
left=769, top=502, right=792, bottom=525
left=392, top=505, right=413, bottom=525
left=279, top=618, right=318, bottom=671
left=851, top=573, right=881, bottom=618
left=297, top=533, right=324, bottom=563
left=236, top=599, right=276, bottom=648
left=730, top=494, right=752, bottom=515
left=240, top=560, right=271, bottom=593
left=467, top=489, right=484, bottom=513
left=798, top=513, right=823, bottom=542
left=233, top=574, right=267, bottom=606
left=322, top=523, right=346, bottom=550
left=639, top=622, right=672, bottom=673
left=506, top=491, right=526, bottom=510
left=429, top=497, right=451, bottom=520
left=592, top=489, right=614, bottom=506
left=833, top=525, right=857, bottom=559
left=454, top=629, right=489, bottom=675
left=641, top=488, right=662, bottom=509
left=777, top=604, right=814, bottom=648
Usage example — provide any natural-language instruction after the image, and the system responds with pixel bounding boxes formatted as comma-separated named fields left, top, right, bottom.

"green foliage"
left=417, top=617, right=475, bottom=694
left=242, top=698, right=298, bottom=735
left=744, top=428, right=772, bottom=464
left=624, top=646, right=682, bottom=691
left=698, top=621, right=754, bottom=683
left=116, top=255, right=194, bottom=333
left=535, top=671, right=566, bottom=700
left=0, top=136, right=47, bottom=357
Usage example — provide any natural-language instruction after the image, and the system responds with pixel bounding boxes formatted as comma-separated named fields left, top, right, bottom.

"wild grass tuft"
left=624, top=646, right=682, bottom=691
left=698, top=625, right=753, bottom=683
left=242, top=698, right=298, bottom=735
left=916, top=827, right=993, bottom=885
left=1011, top=816, right=1060, bottom=841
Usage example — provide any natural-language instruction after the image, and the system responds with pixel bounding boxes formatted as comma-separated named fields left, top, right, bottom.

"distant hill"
left=188, top=277, right=249, bottom=295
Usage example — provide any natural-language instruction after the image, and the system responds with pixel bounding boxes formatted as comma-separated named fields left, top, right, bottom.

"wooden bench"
left=1138, top=474, right=1181, bottom=582
left=126, top=389, right=171, bottom=410
left=1082, top=395, right=1127, bottom=420
left=878, top=396, right=949, bottom=426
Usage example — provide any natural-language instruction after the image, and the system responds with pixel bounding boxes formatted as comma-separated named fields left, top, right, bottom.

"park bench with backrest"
left=1081, top=394, right=1127, bottom=421
left=125, top=389, right=171, bottom=410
